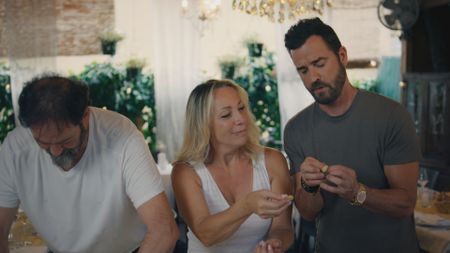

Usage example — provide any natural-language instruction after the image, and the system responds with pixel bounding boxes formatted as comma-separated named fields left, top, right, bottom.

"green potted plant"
left=243, top=34, right=263, bottom=57
left=352, top=79, right=380, bottom=93
left=233, top=51, right=282, bottom=149
left=70, top=62, right=157, bottom=155
left=98, top=30, right=124, bottom=56
left=0, top=62, right=15, bottom=144
left=125, top=57, right=147, bottom=81
left=218, top=55, right=242, bottom=79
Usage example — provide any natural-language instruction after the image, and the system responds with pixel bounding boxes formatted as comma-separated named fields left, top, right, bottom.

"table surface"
left=415, top=201, right=450, bottom=253
left=10, top=246, right=47, bottom=253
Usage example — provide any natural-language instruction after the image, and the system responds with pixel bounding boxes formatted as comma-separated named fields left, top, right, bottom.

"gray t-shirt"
left=284, top=90, right=421, bottom=253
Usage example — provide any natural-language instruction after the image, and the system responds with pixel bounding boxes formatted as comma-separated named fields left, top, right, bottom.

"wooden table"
left=10, top=246, right=47, bottom=253
left=415, top=202, right=450, bottom=253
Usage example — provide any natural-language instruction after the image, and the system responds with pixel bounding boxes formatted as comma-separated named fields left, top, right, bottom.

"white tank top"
left=187, top=153, right=272, bottom=253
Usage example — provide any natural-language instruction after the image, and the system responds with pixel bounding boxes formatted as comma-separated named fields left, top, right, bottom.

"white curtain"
left=147, top=1, right=342, bottom=158
left=150, top=0, right=204, bottom=161
left=274, top=29, right=314, bottom=138
left=273, top=21, right=315, bottom=145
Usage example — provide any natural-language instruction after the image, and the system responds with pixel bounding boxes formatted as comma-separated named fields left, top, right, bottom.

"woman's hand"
left=254, top=239, right=283, bottom=253
left=244, top=190, right=292, bottom=219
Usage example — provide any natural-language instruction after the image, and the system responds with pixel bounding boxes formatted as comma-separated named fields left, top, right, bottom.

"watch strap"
left=301, top=178, right=319, bottom=194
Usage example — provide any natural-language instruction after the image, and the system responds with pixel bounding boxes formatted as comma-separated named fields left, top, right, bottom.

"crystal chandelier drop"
left=181, top=0, right=221, bottom=22
left=232, top=0, right=332, bottom=23
left=181, top=0, right=221, bottom=36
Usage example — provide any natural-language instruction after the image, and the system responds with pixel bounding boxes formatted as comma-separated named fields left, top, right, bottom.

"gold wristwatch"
left=350, top=183, right=367, bottom=206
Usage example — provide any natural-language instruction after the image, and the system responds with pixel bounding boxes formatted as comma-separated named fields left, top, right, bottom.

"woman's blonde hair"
left=175, top=79, right=262, bottom=164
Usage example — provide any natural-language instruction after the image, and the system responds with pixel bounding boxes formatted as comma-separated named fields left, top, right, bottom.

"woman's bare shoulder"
left=171, top=162, right=198, bottom=181
left=263, top=147, right=286, bottom=163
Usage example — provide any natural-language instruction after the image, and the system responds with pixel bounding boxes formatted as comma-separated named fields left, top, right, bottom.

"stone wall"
left=0, top=0, right=114, bottom=57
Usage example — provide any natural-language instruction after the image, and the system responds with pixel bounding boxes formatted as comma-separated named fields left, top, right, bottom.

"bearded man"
left=0, top=75, right=178, bottom=253
left=283, top=18, right=421, bottom=253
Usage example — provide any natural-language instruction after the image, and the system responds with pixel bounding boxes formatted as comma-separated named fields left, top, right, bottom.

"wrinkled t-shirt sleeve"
left=0, top=136, right=20, bottom=208
left=284, top=122, right=305, bottom=175
left=122, top=131, right=164, bottom=209
left=383, top=105, right=421, bottom=165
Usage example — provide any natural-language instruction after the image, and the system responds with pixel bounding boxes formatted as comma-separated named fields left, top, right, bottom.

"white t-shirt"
left=0, top=107, right=163, bottom=253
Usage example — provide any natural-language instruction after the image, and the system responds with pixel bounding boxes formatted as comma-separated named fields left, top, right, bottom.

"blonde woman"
left=172, top=79, right=293, bottom=253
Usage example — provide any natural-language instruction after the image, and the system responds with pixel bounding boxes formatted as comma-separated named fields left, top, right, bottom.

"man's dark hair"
left=18, top=74, right=89, bottom=128
left=284, top=17, right=342, bottom=55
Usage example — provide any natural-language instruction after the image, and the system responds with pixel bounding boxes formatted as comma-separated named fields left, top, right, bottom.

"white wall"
left=48, top=0, right=401, bottom=158
left=116, top=0, right=401, bottom=158
left=53, top=1, right=400, bottom=76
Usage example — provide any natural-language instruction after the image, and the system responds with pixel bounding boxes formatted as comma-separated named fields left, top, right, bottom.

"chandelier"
left=181, top=0, right=221, bottom=22
left=181, top=0, right=221, bottom=36
left=232, top=0, right=332, bottom=23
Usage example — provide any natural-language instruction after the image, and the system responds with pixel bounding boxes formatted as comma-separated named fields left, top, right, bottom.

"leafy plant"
left=233, top=49, right=281, bottom=149
left=218, top=55, right=242, bottom=67
left=70, top=62, right=157, bottom=154
left=0, top=62, right=15, bottom=144
left=242, top=33, right=262, bottom=46
left=98, top=30, right=124, bottom=55
left=98, top=30, right=124, bottom=43
left=125, top=57, right=147, bottom=70
left=353, top=79, right=379, bottom=93
left=72, top=62, right=122, bottom=111
left=242, top=34, right=264, bottom=57
left=218, top=55, right=242, bottom=79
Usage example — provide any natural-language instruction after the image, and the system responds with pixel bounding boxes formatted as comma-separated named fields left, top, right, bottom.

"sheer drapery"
left=1, top=0, right=326, bottom=157
left=150, top=0, right=203, bottom=161
left=273, top=21, right=315, bottom=144
left=149, top=0, right=316, bottom=158
left=4, top=0, right=57, bottom=125
left=274, top=29, right=314, bottom=138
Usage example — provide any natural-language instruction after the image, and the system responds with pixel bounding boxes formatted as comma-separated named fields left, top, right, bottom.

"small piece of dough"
left=321, top=165, right=329, bottom=174
left=282, top=194, right=294, bottom=200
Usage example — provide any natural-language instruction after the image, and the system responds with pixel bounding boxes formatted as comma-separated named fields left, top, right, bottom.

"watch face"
left=357, top=191, right=367, bottom=203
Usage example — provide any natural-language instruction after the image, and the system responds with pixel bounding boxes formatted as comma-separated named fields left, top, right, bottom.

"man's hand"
left=319, top=164, right=359, bottom=201
left=300, top=157, right=327, bottom=187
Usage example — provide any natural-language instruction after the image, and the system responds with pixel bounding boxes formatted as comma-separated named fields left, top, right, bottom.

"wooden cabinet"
left=402, top=73, right=450, bottom=190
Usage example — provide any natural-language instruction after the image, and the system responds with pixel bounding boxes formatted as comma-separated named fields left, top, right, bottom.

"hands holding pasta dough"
left=244, top=190, right=293, bottom=219
left=300, top=157, right=359, bottom=201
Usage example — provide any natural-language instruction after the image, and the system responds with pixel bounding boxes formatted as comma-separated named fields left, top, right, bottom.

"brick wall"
left=56, top=0, right=114, bottom=55
left=0, top=1, right=5, bottom=57
left=0, top=0, right=114, bottom=57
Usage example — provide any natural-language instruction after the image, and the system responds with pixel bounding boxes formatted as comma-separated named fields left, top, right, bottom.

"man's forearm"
left=0, top=237, right=10, bottom=253
left=1, top=224, right=13, bottom=253
left=0, top=207, right=18, bottom=253
left=362, top=186, right=416, bottom=218
left=295, top=187, right=323, bottom=221
left=138, top=228, right=178, bottom=253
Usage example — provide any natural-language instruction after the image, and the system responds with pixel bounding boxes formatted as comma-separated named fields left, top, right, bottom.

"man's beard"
left=48, top=124, right=87, bottom=169
left=310, top=62, right=347, bottom=105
